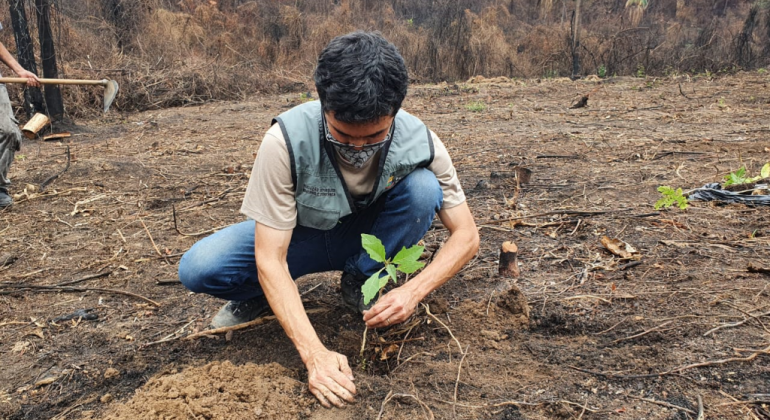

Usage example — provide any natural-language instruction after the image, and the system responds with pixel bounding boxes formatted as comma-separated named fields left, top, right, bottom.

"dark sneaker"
left=0, top=189, right=12, bottom=208
left=210, top=295, right=270, bottom=328
left=340, top=272, right=374, bottom=314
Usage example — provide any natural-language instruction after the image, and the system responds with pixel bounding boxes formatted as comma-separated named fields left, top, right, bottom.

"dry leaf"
left=380, top=344, right=399, bottom=361
left=34, top=377, right=57, bottom=387
left=600, top=236, right=641, bottom=260
left=11, top=341, right=31, bottom=354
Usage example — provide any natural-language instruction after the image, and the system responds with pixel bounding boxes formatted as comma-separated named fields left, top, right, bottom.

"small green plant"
left=636, top=65, right=646, bottom=78
left=758, top=68, right=768, bottom=74
left=655, top=186, right=688, bottom=210
left=14, top=154, right=26, bottom=161
left=406, top=18, right=414, bottom=26
left=723, top=163, right=770, bottom=186
left=299, top=92, right=313, bottom=102
left=465, top=101, right=486, bottom=112
left=717, top=97, right=727, bottom=109
left=360, top=234, right=424, bottom=305
left=597, top=65, right=607, bottom=78
left=358, top=234, right=425, bottom=367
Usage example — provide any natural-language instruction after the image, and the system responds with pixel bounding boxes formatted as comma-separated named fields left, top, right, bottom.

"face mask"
left=322, top=116, right=392, bottom=168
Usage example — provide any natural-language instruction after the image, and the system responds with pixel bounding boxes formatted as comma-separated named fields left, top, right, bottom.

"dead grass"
left=2, top=0, right=769, bottom=117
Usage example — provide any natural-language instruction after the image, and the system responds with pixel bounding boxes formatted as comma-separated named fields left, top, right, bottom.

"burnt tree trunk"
left=7, top=0, right=44, bottom=116
left=570, top=0, right=582, bottom=80
left=35, top=0, right=63, bottom=120
left=498, top=241, right=520, bottom=278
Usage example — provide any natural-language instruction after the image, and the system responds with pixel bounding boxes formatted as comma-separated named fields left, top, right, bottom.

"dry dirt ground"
left=1, top=72, right=769, bottom=420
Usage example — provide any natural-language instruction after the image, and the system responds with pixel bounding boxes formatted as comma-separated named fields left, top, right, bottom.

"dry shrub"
left=3, top=0, right=768, bottom=118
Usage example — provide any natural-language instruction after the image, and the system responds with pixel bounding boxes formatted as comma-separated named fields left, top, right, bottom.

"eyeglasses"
left=322, top=115, right=393, bottom=151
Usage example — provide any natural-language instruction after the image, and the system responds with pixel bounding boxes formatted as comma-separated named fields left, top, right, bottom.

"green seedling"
left=597, top=65, right=607, bottom=78
left=360, top=234, right=425, bottom=305
left=358, top=234, right=425, bottom=368
left=655, top=186, right=688, bottom=210
left=299, top=92, right=313, bottom=102
left=465, top=101, right=487, bottom=112
left=723, top=163, right=770, bottom=186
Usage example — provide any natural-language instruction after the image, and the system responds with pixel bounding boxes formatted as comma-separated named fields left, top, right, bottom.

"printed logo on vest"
left=385, top=176, right=402, bottom=190
left=302, top=185, right=336, bottom=197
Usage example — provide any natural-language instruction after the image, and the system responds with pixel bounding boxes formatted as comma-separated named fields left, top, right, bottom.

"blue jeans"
left=178, top=168, right=443, bottom=301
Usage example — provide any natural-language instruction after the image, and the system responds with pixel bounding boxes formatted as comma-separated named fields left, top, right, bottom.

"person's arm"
left=254, top=222, right=357, bottom=408
left=363, top=201, right=479, bottom=328
left=0, top=42, right=40, bottom=87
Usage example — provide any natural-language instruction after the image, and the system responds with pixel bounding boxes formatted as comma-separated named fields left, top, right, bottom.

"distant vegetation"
left=2, top=0, right=769, bottom=116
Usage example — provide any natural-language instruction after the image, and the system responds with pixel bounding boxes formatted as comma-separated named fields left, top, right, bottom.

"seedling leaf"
left=361, top=234, right=387, bottom=263
left=724, top=167, right=747, bottom=186
left=655, top=186, right=688, bottom=210
left=761, top=163, right=770, bottom=179
left=396, top=259, right=425, bottom=274
left=392, top=245, right=424, bottom=266
left=362, top=270, right=386, bottom=305
left=386, top=264, right=398, bottom=284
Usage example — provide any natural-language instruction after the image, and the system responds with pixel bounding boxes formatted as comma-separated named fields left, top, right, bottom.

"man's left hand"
left=363, top=286, right=419, bottom=328
left=16, top=70, right=40, bottom=88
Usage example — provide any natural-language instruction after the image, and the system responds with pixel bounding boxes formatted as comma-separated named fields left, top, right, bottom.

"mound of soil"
left=88, top=361, right=313, bottom=420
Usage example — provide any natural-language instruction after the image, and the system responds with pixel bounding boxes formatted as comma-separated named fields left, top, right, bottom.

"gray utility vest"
left=272, top=101, right=434, bottom=231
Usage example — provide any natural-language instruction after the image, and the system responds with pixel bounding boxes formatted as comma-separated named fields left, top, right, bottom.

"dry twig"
left=377, top=390, right=434, bottom=420
left=422, top=303, right=463, bottom=353
left=453, top=346, right=470, bottom=418
left=0, top=284, right=159, bottom=306
left=184, top=307, right=328, bottom=340
left=625, top=394, right=697, bottom=415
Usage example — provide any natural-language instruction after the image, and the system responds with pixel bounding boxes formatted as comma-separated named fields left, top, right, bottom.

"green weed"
left=465, top=101, right=487, bottom=112
left=655, top=186, right=688, bottom=210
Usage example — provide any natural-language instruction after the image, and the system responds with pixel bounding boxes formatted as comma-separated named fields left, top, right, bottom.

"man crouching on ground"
left=178, top=31, right=479, bottom=408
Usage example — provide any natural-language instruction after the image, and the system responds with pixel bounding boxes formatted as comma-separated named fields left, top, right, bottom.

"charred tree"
left=735, top=6, right=758, bottom=68
left=570, top=0, right=582, bottom=80
left=35, top=0, right=63, bottom=120
left=7, top=0, right=44, bottom=116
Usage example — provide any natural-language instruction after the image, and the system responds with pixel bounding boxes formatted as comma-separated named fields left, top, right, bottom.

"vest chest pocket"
left=296, top=202, right=340, bottom=231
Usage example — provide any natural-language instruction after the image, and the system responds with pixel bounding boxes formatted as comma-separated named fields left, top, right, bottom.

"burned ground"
left=1, top=72, right=769, bottom=419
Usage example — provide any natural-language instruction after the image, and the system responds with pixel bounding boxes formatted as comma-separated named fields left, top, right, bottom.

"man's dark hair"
left=314, top=31, right=408, bottom=124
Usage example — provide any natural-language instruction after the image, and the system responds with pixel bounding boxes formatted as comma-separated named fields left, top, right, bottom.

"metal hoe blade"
left=102, top=79, right=119, bottom=113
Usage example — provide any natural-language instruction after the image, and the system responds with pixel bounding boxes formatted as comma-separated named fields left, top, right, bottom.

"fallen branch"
left=613, top=321, right=674, bottom=344
left=56, top=271, right=112, bottom=287
left=184, top=307, right=328, bottom=341
left=40, top=146, right=71, bottom=191
left=0, top=284, right=159, bottom=306
left=703, top=310, right=770, bottom=336
left=625, top=395, right=696, bottom=415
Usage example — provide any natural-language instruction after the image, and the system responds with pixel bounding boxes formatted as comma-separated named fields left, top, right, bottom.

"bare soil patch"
left=1, top=72, right=769, bottom=419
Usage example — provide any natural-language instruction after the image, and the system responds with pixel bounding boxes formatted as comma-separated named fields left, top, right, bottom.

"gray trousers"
left=0, top=84, right=22, bottom=192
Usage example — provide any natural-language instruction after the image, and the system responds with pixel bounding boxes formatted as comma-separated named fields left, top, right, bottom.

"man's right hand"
left=305, top=347, right=356, bottom=408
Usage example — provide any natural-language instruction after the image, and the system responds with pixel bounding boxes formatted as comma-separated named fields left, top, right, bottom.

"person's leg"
left=339, top=168, right=443, bottom=277
left=179, top=220, right=332, bottom=301
left=0, top=84, right=22, bottom=207
left=179, top=219, right=335, bottom=327
left=324, top=168, right=442, bottom=312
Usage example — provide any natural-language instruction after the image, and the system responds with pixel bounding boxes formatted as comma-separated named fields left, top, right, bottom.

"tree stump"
left=498, top=241, right=520, bottom=278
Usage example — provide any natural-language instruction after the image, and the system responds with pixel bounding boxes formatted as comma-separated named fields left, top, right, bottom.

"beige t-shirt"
left=240, top=123, right=466, bottom=230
